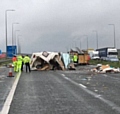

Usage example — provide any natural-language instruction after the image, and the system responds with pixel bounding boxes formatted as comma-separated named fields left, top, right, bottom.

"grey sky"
left=0, top=0, right=120, bottom=53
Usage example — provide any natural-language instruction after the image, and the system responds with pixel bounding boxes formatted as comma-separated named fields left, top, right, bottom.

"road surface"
left=6, top=68, right=120, bottom=114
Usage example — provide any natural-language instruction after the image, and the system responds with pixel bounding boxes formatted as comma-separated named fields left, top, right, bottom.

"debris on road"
left=30, top=51, right=65, bottom=71
left=30, top=51, right=77, bottom=71
left=68, top=63, right=76, bottom=70
left=91, top=64, right=120, bottom=73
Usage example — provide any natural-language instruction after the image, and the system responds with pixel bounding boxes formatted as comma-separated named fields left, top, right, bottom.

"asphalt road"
left=7, top=66, right=120, bottom=114
left=0, top=65, right=15, bottom=111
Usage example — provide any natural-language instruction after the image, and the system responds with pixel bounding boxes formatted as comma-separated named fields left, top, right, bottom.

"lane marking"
left=0, top=72, right=21, bottom=114
left=62, top=75, right=120, bottom=113
left=61, top=74, right=65, bottom=77
left=79, top=84, right=87, bottom=88
left=64, top=77, right=69, bottom=80
left=0, top=81, right=4, bottom=83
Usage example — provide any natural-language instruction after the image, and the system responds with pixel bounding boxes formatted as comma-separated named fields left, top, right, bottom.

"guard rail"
left=0, top=59, right=12, bottom=65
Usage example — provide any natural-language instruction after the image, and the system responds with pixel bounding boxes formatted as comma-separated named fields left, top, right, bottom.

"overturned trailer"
left=30, top=51, right=65, bottom=71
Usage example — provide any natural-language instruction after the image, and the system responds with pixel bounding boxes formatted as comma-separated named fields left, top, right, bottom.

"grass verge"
left=89, top=59, right=120, bottom=68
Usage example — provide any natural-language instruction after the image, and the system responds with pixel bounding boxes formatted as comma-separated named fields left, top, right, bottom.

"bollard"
left=7, top=64, right=14, bottom=77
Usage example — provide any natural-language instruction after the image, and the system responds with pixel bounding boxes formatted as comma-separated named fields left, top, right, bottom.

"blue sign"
left=0, top=50, right=2, bottom=55
left=7, top=45, right=17, bottom=57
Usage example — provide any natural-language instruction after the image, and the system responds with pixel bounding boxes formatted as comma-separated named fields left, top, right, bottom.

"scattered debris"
left=30, top=51, right=65, bottom=71
left=91, top=64, right=120, bottom=73
left=68, top=63, right=76, bottom=70
left=30, top=51, right=77, bottom=71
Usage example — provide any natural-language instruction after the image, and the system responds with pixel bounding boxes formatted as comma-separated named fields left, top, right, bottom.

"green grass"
left=89, top=59, right=120, bottom=68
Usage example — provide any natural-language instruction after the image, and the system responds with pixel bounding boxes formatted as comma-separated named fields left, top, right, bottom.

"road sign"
left=0, top=50, right=2, bottom=54
left=7, top=45, right=17, bottom=57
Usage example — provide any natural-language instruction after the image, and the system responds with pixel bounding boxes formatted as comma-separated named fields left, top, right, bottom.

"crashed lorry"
left=30, top=51, right=75, bottom=71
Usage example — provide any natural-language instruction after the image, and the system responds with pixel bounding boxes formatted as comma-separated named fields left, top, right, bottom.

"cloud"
left=0, top=0, right=120, bottom=53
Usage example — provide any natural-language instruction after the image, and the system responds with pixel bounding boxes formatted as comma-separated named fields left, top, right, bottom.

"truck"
left=96, top=47, right=119, bottom=62
left=88, top=50, right=100, bottom=60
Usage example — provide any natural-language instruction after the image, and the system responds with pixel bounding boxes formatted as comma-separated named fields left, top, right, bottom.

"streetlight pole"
left=15, top=30, right=20, bottom=46
left=12, top=23, right=19, bottom=46
left=12, top=23, right=19, bottom=55
left=109, top=24, right=116, bottom=48
left=83, top=35, right=88, bottom=50
left=5, top=9, right=15, bottom=57
left=17, top=35, right=22, bottom=54
left=93, top=30, right=98, bottom=49
left=15, top=30, right=20, bottom=54
left=80, top=38, right=81, bottom=50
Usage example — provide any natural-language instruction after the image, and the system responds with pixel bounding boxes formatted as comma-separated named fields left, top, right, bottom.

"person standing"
left=73, top=54, right=78, bottom=63
left=16, top=55, right=23, bottom=72
left=21, top=55, right=24, bottom=71
left=24, top=55, right=31, bottom=72
left=12, top=55, right=17, bottom=72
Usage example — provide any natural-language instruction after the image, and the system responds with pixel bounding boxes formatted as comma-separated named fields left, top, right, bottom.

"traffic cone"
left=7, top=64, right=14, bottom=77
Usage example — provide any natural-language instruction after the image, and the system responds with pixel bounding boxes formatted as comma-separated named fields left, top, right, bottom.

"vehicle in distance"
left=96, top=47, right=119, bottom=62
left=88, top=50, right=100, bottom=60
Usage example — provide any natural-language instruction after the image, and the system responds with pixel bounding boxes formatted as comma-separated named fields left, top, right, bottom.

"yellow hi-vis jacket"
left=17, top=55, right=23, bottom=61
left=73, top=55, right=78, bottom=62
left=24, top=56, right=30, bottom=64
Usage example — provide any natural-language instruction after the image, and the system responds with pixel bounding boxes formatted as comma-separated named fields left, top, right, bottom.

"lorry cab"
left=96, top=47, right=119, bottom=62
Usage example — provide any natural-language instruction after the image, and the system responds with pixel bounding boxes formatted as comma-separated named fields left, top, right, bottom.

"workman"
left=24, top=55, right=31, bottom=72
left=73, top=54, right=78, bottom=63
left=16, top=55, right=23, bottom=72
left=21, top=55, right=24, bottom=71
left=12, top=55, right=17, bottom=72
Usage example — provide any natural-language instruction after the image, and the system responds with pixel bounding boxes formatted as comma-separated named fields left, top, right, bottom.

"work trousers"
left=21, top=62, right=24, bottom=71
left=25, top=62, right=31, bottom=72
left=17, top=61, right=22, bottom=72
left=13, top=61, right=17, bottom=72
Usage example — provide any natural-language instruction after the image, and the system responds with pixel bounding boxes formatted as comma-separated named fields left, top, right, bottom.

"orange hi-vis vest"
left=12, top=57, right=17, bottom=62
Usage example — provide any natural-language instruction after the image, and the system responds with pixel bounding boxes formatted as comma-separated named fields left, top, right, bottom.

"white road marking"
left=0, top=81, right=4, bottom=83
left=64, top=77, right=69, bottom=80
left=79, top=84, right=87, bottom=88
left=61, top=74, right=65, bottom=77
left=0, top=72, right=21, bottom=114
left=62, top=75, right=120, bottom=113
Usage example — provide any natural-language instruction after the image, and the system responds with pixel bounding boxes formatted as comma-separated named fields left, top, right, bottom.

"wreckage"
left=30, top=51, right=75, bottom=71
left=91, top=64, right=120, bottom=73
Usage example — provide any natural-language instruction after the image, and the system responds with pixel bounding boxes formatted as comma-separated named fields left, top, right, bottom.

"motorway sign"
left=7, top=45, right=17, bottom=57
left=0, top=50, right=2, bottom=54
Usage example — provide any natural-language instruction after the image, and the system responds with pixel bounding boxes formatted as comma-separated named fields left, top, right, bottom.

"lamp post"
left=12, top=23, right=19, bottom=46
left=108, top=24, right=116, bottom=47
left=74, top=40, right=76, bottom=47
left=93, top=30, right=98, bottom=49
left=76, top=36, right=83, bottom=50
left=83, top=35, right=88, bottom=50
left=15, top=30, right=20, bottom=54
left=12, top=23, right=19, bottom=55
left=5, top=9, right=15, bottom=57
left=17, top=35, right=22, bottom=54
left=80, top=38, right=81, bottom=49
left=15, top=30, right=20, bottom=46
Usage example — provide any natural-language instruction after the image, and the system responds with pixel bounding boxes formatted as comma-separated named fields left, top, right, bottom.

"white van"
left=88, top=51, right=100, bottom=60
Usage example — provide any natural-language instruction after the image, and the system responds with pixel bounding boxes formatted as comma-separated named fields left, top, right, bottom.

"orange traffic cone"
left=7, top=64, right=14, bottom=77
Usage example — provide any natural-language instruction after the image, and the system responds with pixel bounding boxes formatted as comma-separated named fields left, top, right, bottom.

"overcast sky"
left=0, top=0, right=120, bottom=53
